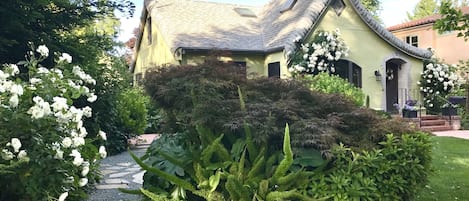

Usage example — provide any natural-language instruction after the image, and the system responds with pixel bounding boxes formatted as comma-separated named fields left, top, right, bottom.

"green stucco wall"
left=134, top=16, right=178, bottom=78
left=312, top=0, right=424, bottom=110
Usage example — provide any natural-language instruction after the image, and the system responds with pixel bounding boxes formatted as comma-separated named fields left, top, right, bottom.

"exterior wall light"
left=374, top=70, right=382, bottom=81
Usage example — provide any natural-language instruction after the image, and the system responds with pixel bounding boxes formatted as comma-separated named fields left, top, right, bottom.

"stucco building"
left=388, top=6, right=469, bottom=65
left=131, top=0, right=433, bottom=112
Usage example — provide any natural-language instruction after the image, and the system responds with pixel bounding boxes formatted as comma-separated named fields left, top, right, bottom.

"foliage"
left=0, top=0, right=134, bottom=64
left=0, top=45, right=107, bottom=201
left=418, top=60, right=459, bottom=114
left=415, top=137, right=469, bottom=201
left=407, top=0, right=438, bottom=21
left=130, top=124, right=325, bottom=201
left=143, top=61, right=418, bottom=154
left=116, top=87, right=149, bottom=137
left=360, top=0, right=382, bottom=22
left=303, top=72, right=365, bottom=106
left=289, top=29, right=349, bottom=75
left=310, top=132, right=432, bottom=201
left=435, top=1, right=469, bottom=40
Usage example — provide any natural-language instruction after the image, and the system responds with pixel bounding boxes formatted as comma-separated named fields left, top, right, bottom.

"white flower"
left=11, top=138, right=21, bottom=153
left=37, top=67, right=49, bottom=74
left=83, top=106, right=92, bottom=117
left=87, top=94, right=97, bottom=102
left=98, top=130, right=107, bottom=141
left=62, top=137, right=72, bottom=148
left=55, top=149, right=64, bottom=159
left=30, top=78, right=42, bottom=85
left=81, top=166, right=90, bottom=177
left=72, top=137, right=85, bottom=147
left=429, top=103, right=434, bottom=107
left=8, top=64, right=19, bottom=76
left=58, top=192, right=68, bottom=201
left=1, top=149, right=14, bottom=160
left=9, top=95, right=19, bottom=107
left=36, top=45, right=49, bottom=57
left=72, top=154, right=84, bottom=166
left=10, top=84, right=24, bottom=96
left=0, top=70, right=9, bottom=80
left=78, top=178, right=88, bottom=187
left=59, top=53, right=72, bottom=63
left=51, top=97, right=69, bottom=112
left=17, top=150, right=29, bottom=161
left=99, top=146, right=107, bottom=158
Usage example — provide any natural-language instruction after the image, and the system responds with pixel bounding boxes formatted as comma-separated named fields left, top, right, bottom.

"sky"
left=116, top=0, right=421, bottom=42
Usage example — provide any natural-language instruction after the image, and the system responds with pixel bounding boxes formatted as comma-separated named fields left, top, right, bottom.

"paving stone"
left=104, top=179, right=130, bottom=184
left=116, top=162, right=132, bottom=167
left=101, top=170, right=117, bottom=175
left=132, top=171, right=145, bottom=184
left=95, top=184, right=128, bottom=190
left=101, top=163, right=111, bottom=167
left=106, top=166, right=125, bottom=170
left=109, top=172, right=132, bottom=178
left=125, top=167, right=142, bottom=172
left=132, top=164, right=140, bottom=168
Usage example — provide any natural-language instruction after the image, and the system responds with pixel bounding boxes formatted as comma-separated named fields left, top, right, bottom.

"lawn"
left=415, top=136, right=469, bottom=201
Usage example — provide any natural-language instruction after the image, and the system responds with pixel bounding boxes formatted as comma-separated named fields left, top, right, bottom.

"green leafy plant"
left=0, top=44, right=107, bottom=201
left=303, top=72, right=365, bottom=106
left=116, top=87, right=149, bottom=138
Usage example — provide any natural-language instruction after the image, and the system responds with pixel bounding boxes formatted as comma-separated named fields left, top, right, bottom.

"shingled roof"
left=131, top=0, right=432, bottom=72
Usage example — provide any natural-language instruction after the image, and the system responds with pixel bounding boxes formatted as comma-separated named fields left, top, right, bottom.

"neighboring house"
left=388, top=6, right=469, bottom=65
left=131, top=0, right=433, bottom=112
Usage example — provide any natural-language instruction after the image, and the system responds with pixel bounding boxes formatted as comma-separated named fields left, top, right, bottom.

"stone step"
left=420, top=119, right=447, bottom=127
left=421, top=125, right=453, bottom=132
left=420, top=115, right=441, bottom=121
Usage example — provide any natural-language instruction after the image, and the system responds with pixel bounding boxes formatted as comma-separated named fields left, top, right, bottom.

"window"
left=233, top=61, right=247, bottom=76
left=135, top=73, right=143, bottom=84
left=268, top=62, right=280, bottom=78
left=234, top=8, right=257, bottom=17
left=331, top=0, right=346, bottom=16
left=280, top=0, right=297, bottom=13
left=405, top=36, right=418, bottom=47
left=332, top=60, right=362, bottom=87
left=147, top=17, right=152, bottom=45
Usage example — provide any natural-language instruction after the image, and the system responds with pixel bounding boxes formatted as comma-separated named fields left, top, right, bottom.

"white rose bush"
left=0, top=44, right=107, bottom=201
left=418, top=61, right=459, bottom=113
left=289, top=29, right=349, bottom=75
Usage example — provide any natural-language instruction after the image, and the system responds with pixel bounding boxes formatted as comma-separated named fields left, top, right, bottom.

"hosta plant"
left=0, top=44, right=107, bottom=201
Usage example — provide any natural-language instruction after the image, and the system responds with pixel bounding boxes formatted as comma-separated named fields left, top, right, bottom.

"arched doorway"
left=385, top=58, right=406, bottom=113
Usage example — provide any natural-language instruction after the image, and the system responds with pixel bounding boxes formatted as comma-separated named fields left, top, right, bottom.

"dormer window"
left=280, top=0, right=297, bottom=13
left=331, top=0, right=346, bottom=16
left=234, top=8, right=257, bottom=17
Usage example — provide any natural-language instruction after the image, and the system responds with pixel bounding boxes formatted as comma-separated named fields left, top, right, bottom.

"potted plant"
left=402, top=100, right=418, bottom=118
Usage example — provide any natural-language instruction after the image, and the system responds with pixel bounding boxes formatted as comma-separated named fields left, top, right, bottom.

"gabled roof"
left=387, top=6, right=469, bottom=32
left=131, top=0, right=433, bottom=72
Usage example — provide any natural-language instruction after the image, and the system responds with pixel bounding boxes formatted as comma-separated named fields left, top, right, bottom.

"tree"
left=407, top=0, right=439, bottom=21
left=361, top=0, right=383, bottom=22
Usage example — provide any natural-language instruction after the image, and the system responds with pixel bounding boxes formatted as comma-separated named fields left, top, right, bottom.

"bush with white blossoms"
left=289, top=29, right=349, bottom=75
left=0, top=44, right=107, bottom=201
left=418, top=61, right=459, bottom=113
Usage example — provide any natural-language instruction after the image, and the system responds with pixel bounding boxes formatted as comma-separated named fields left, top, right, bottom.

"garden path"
left=87, top=134, right=158, bottom=201
left=433, top=130, right=469, bottom=139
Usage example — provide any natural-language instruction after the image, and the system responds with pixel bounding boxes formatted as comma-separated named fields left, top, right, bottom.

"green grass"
left=415, top=136, right=469, bottom=201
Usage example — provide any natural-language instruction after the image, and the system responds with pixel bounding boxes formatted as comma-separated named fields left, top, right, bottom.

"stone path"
left=87, top=134, right=158, bottom=201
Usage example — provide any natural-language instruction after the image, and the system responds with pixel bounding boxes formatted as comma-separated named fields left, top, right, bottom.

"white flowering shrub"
left=418, top=61, right=459, bottom=113
left=289, top=29, right=349, bottom=75
left=0, top=44, right=107, bottom=201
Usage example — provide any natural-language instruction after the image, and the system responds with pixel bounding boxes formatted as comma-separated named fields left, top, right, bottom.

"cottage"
left=131, top=0, right=433, bottom=112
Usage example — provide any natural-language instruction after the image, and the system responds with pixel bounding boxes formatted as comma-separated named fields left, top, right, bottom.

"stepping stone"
left=101, top=163, right=111, bottom=167
left=116, top=162, right=132, bottom=167
left=132, top=164, right=140, bottom=168
left=132, top=171, right=145, bottom=184
left=101, top=170, right=117, bottom=175
left=104, top=179, right=130, bottom=184
left=125, top=167, right=142, bottom=172
left=109, top=172, right=132, bottom=178
left=95, top=184, right=128, bottom=190
left=106, top=166, right=125, bottom=170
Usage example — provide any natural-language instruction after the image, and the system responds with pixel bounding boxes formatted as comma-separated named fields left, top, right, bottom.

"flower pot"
left=402, top=109, right=417, bottom=118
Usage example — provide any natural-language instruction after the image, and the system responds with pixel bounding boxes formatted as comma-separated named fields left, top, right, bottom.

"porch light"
left=374, top=70, right=382, bottom=81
